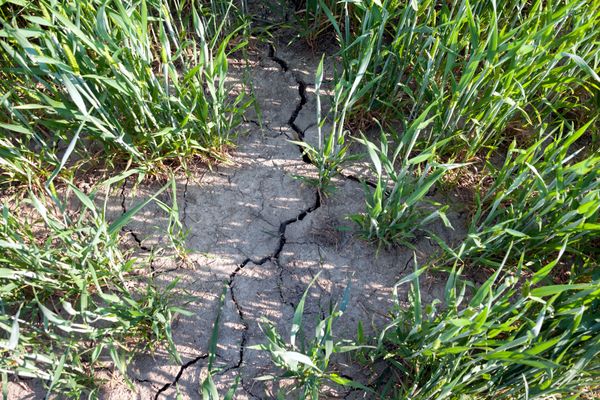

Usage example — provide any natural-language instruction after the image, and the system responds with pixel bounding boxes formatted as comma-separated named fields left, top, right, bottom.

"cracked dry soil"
left=7, top=42, right=465, bottom=400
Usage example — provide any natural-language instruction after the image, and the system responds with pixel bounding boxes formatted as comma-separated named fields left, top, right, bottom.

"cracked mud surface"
left=7, top=40, right=465, bottom=400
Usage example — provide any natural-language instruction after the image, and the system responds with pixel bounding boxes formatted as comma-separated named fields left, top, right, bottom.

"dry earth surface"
left=7, top=37, right=467, bottom=400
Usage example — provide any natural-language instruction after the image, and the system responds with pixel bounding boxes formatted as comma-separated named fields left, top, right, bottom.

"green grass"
left=0, top=178, right=189, bottom=397
left=298, top=0, right=600, bottom=256
left=1, top=0, right=599, bottom=398
left=350, top=114, right=462, bottom=247
left=449, top=120, right=600, bottom=269
left=0, top=0, right=250, bottom=185
left=288, top=0, right=344, bottom=44
left=369, top=255, right=600, bottom=399
left=293, top=52, right=373, bottom=195
left=251, top=253, right=599, bottom=399
left=321, top=0, right=599, bottom=158
left=0, top=1, right=250, bottom=397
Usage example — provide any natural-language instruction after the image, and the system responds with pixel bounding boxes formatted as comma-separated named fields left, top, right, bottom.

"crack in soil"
left=270, top=44, right=382, bottom=190
left=341, top=171, right=378, bottom=190
left=222, top=44, right=324, bottom=397
left=288, top=79, right=308, bottom=140
left=224, top=190, right=321, bottom=389
left=119, top=177, right=128, bottom=215
left=118, top=177, right=156, bottom=274
left=118, top=176, right=156, bottom=254
left=154, top=354, right=208, bottom=400
left=267, top=44, right=289, bottom=72
left=268, top=44, right=312, bottom=164
left=125, top=229, right=152, bottom=252
left=133, top=377, right=163, bottom=391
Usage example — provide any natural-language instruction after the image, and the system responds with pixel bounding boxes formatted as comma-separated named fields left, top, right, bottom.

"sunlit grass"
left=0, top=0, right=250, bottom=185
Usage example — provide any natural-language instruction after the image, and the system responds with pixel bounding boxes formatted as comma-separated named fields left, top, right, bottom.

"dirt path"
left=8, top=42, right=461, bottom=400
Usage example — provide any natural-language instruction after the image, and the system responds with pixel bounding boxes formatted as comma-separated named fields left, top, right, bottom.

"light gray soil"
left=5, top=39, right=466, bottom=400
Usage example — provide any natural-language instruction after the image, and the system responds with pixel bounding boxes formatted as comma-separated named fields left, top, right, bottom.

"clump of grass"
left=0, top=0, right=250, bottom=185
left=448, top=120, right=600, bottom=268
left=370, top=254, right=600, bottom=399
left=350, top=111, right=463, bottom=247
left=251, top=274, right=370, bottom=399
left=308, top=0, right=599, bottom=262
left=322, top=0, right=600, bottom=158
left=0, top=180, right=188, bottom=397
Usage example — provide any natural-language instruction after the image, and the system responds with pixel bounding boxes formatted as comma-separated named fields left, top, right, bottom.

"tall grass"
left=449, top=120, right=599, bottom=268
left=370, top=255, right=600, bottom=399
left=0, top=1, right=250, bottom=396
left=0, top=0, right=250, bottom=185
left=279, top=4, right=600, bottom=396
left=322, top=0, right=600, bottom=157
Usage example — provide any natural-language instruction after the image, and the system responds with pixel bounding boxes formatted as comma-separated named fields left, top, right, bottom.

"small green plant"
left=351, top=111, right=462, bottom=247
left=251, top=274, right=371, bottom=399
left=200, top=285, right=239, bottom=400
left=293, top=43, right=373, bottom=195
left=0, top=179, right=188, bottom=397
left=371, top=253, right=600, bottom=399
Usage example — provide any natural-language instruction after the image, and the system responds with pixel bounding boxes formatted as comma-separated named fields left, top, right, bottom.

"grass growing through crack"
left=251, top=273, right=371, bottom=399
left=292, top=41, right=373, bottom=195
